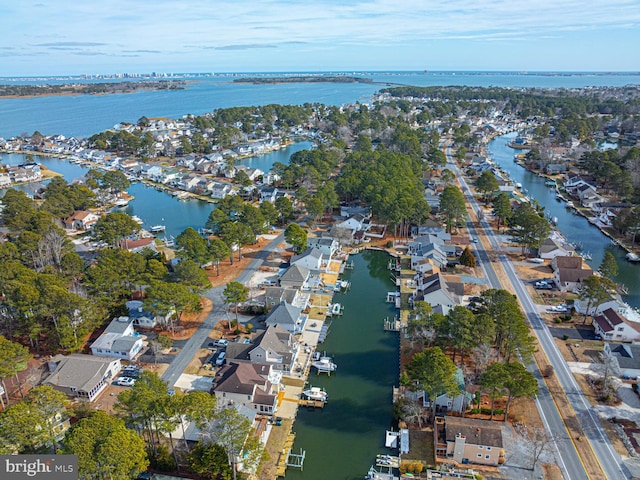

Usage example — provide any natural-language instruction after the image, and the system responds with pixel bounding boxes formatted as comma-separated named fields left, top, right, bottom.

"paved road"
left=162, top=233, right=285, bottom=387
left=447, top=142, right=630, bottom=479
left=443, top=143, right=620, bottom=479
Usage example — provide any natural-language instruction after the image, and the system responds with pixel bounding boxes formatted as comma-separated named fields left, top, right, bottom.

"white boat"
left=331, top=303, right=343, bottom=315
left=131, top=215, right=144, bottom=224
left=515, top=182, right=522, bottom=189
left=150, top=225, right=166, bottom=233
left=312, top=356, right=337, bottom=373
left=114, top=198, right=129, bottom=207
left=302, top=386, right=328, bottom=402
left=626, top=252, right=640, bottom=262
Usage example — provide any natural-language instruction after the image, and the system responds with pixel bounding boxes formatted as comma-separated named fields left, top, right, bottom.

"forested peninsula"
left=0, top=80, right=186, bottom=98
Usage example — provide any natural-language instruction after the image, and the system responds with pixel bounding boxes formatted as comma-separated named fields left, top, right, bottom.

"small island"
left=233, top=75, right=373, bottom=84
left=0, top=80, right=187, bottom=99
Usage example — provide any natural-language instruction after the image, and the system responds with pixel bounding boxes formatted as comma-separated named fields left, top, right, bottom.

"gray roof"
left=606, top=343, right=640, bottom=369
left=290, top=247, right=323, bottom=264
left=104, top=316, right=132, bottom=334
left=45, top=354, right=117, bottom=394
left=265, top=302, right=302, bottom=328
left=445, top=416, right=503, bottom=448
left=251, top=325, right=295, bottom=360
left=280, top=264, right=310, bottom=284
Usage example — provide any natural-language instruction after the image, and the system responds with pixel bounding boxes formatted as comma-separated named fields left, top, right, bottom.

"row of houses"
left=0, top=162, right=42, bottom=186
left=209, top=238, right=344, bottom=415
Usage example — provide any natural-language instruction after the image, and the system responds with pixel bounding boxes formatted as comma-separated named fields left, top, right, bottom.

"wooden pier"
left=298, top=398, right=326, bottom=408
left=383, top=316, right=401, bottom=332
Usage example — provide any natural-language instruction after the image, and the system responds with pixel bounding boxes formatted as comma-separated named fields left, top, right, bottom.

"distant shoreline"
left=0, top=80, right=187, bottom=99
left=233, top=75, right=375, bottom=85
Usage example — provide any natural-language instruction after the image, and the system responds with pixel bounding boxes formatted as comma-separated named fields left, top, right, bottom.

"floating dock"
left=298, top=399, right=326, bottom=408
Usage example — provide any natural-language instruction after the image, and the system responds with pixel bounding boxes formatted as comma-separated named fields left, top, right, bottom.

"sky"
left=1, top=0, right=639, bottom=76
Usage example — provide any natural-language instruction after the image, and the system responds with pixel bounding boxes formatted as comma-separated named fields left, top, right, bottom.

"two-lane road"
left=444, top=141, right=629, bottom=479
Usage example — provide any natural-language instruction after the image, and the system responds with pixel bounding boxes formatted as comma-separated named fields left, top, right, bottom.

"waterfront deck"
left=298, top=398, right=326, bottom=408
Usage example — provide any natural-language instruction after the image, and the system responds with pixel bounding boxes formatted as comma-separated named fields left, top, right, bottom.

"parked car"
left=215, top=351, right=226, bottom=366
left=258, top=280, right=278, bottom=288
left=116, top=377, right=136, bottom=387
left=213, top=339, right=228, bottom=347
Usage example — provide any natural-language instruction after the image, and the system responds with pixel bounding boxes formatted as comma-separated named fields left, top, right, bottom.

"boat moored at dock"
left=302, top=386, right=328, bottom=402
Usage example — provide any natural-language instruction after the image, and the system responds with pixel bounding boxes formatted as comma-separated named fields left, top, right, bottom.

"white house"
left=306, top=237, right=340, bottom=259
left=290, top=247, right=325, bottom=272
left=593, top=308, right=640, bottom=343
left=90, top=316, right=144, bottom=361
left=211, top=362, right=281, bottom=415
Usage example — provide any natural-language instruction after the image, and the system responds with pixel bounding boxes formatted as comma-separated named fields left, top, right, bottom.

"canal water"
left=1, top=142, right=311, bottom=238
left=285, top=250, right=399, bottom=480
left=488, top=132, right=640, bottom=308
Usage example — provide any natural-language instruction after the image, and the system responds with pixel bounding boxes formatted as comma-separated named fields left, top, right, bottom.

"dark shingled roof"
left=444, top=416, right=503, bottom=448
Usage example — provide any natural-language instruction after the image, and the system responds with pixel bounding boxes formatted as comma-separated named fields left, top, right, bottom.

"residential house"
left=434, top=416, right=504, bottom=467
left=409, top=241, right=450, bottom=271
left=603, top=343, right=640, bottom=379
left=290, top=247, right=325, bottom=272
left=119, top=237, right=158, bottom=254
left=63, top=210, right=100, bottom=231
left=125, top=300, right=173, bottom=329
left=593, top=308, right=640, bottom=343
left=306, top=237, right=340, bottom=259
left=44, top=354, right=121, bottom=402
left=279, top=264, right=310, bottom=290
left=211, top=362, right=281, bottom=415
left=551, top=255, right=593, bottom=292
left=406, top=368, right=472, bottom=414
left=545, top=163, right=568, bottom=175
left=264, top=302, right=308, bottom=334
left=225, top=325, right=300, bottom=373
left=90, top=316, right=144, bottom=361
left=264, top=286, right=307, bottom=310
left=211, top=182, right=235, bottom=199
left=537, top=237, right=575, bottom=260
left=576, top=183, right=604, bottom=210
left=0, top=173, right=10, bottom=186
left=259, top=187, right=278, bottom=204
left=414, top=273, right=463, bottom=314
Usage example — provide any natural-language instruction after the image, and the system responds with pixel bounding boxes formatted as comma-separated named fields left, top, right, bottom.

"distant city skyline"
left=2, top=0, right=639, bottom=76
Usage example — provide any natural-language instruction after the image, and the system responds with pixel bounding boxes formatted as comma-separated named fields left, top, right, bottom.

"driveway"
left=548, top=326, right=597, bottom=340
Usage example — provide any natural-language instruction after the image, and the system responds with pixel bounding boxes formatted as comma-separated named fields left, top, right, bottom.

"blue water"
left=489, top=132, right=640, bottom=308
left=2, top=72, right=639, bottom=138
left=0, top=142, right=313, bottom=238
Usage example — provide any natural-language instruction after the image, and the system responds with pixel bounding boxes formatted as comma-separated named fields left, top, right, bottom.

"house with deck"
left=211, top=362, right=281, bottom=415
left=603, top=343, right=640, bottom=379
left=225, top=324, right=300, bottom=373
left=63, top=210, right=100, bottom=231
left=279, top=264, right=310, bottom=290
left=264, top=302, right=307, bottom=335
left=290, top=247, right=325, bottom=272
left=44, top=354, right=121, bottom=402
left=414, top=273, right=463, bottom=314
left=435, top=416, right=504, bottom=467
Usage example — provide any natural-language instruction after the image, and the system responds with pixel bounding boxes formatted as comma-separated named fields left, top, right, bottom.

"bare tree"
left=471, top=343, right=493, bottom=376
left=525, top=428, right=555, bottom=473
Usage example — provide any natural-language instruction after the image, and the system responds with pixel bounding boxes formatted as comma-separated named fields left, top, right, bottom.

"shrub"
left=386, top=241, right=393, bottom=248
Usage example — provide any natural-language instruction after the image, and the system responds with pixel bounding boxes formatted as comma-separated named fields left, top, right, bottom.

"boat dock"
left=386, top=291, right=401, bottom=308
left=276, top=432, right=305, bottom=477
left=298, top=398, right=326, bottom=408
left=383, top=316, right=401, bottom=332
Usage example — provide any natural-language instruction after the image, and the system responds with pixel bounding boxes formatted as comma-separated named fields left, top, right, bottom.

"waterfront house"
left=434, top=416, right=504, bottom=467
left=225, top=325, right=300, bottom=373
left=414, top=273, right=463, bottom=314
left=410, top=242, right=449, bottom=271
left=264, top=302, right=308, bottom=335
left=576, top=184, right=604, bottom=210
left=290, top=247, right=325, bottom=272
left=537, top=237, right=575, bottom=260
left=264, top=286, right=308, bottom=310
left=0, top=172, right=11, bottom=186
left=551, top=256, right=593, bottom=292
left=603, top=343, right=640, bottom=379
left=306, top=236, right=340, bottom=259
left=90, top=316, right=144, bottom=361
left=546, top=163, right=567, bottom=175
left=44, top=354, right=121, bottom=402
left=406, top=368, right=472, bottom=414
left=279, top=264, right=310, bottom=290
left=63, top=210, right=100, bottom=231
left=593, top=308, right=640, bottom=343
left=211, top=182, right=235, bottom=199
left=119, top=237, right=158, bottom=254
left=211, top=362, right=281, bottom=415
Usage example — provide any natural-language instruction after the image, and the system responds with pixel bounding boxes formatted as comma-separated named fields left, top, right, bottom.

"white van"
left=215, top=351, right=226, bottom=366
